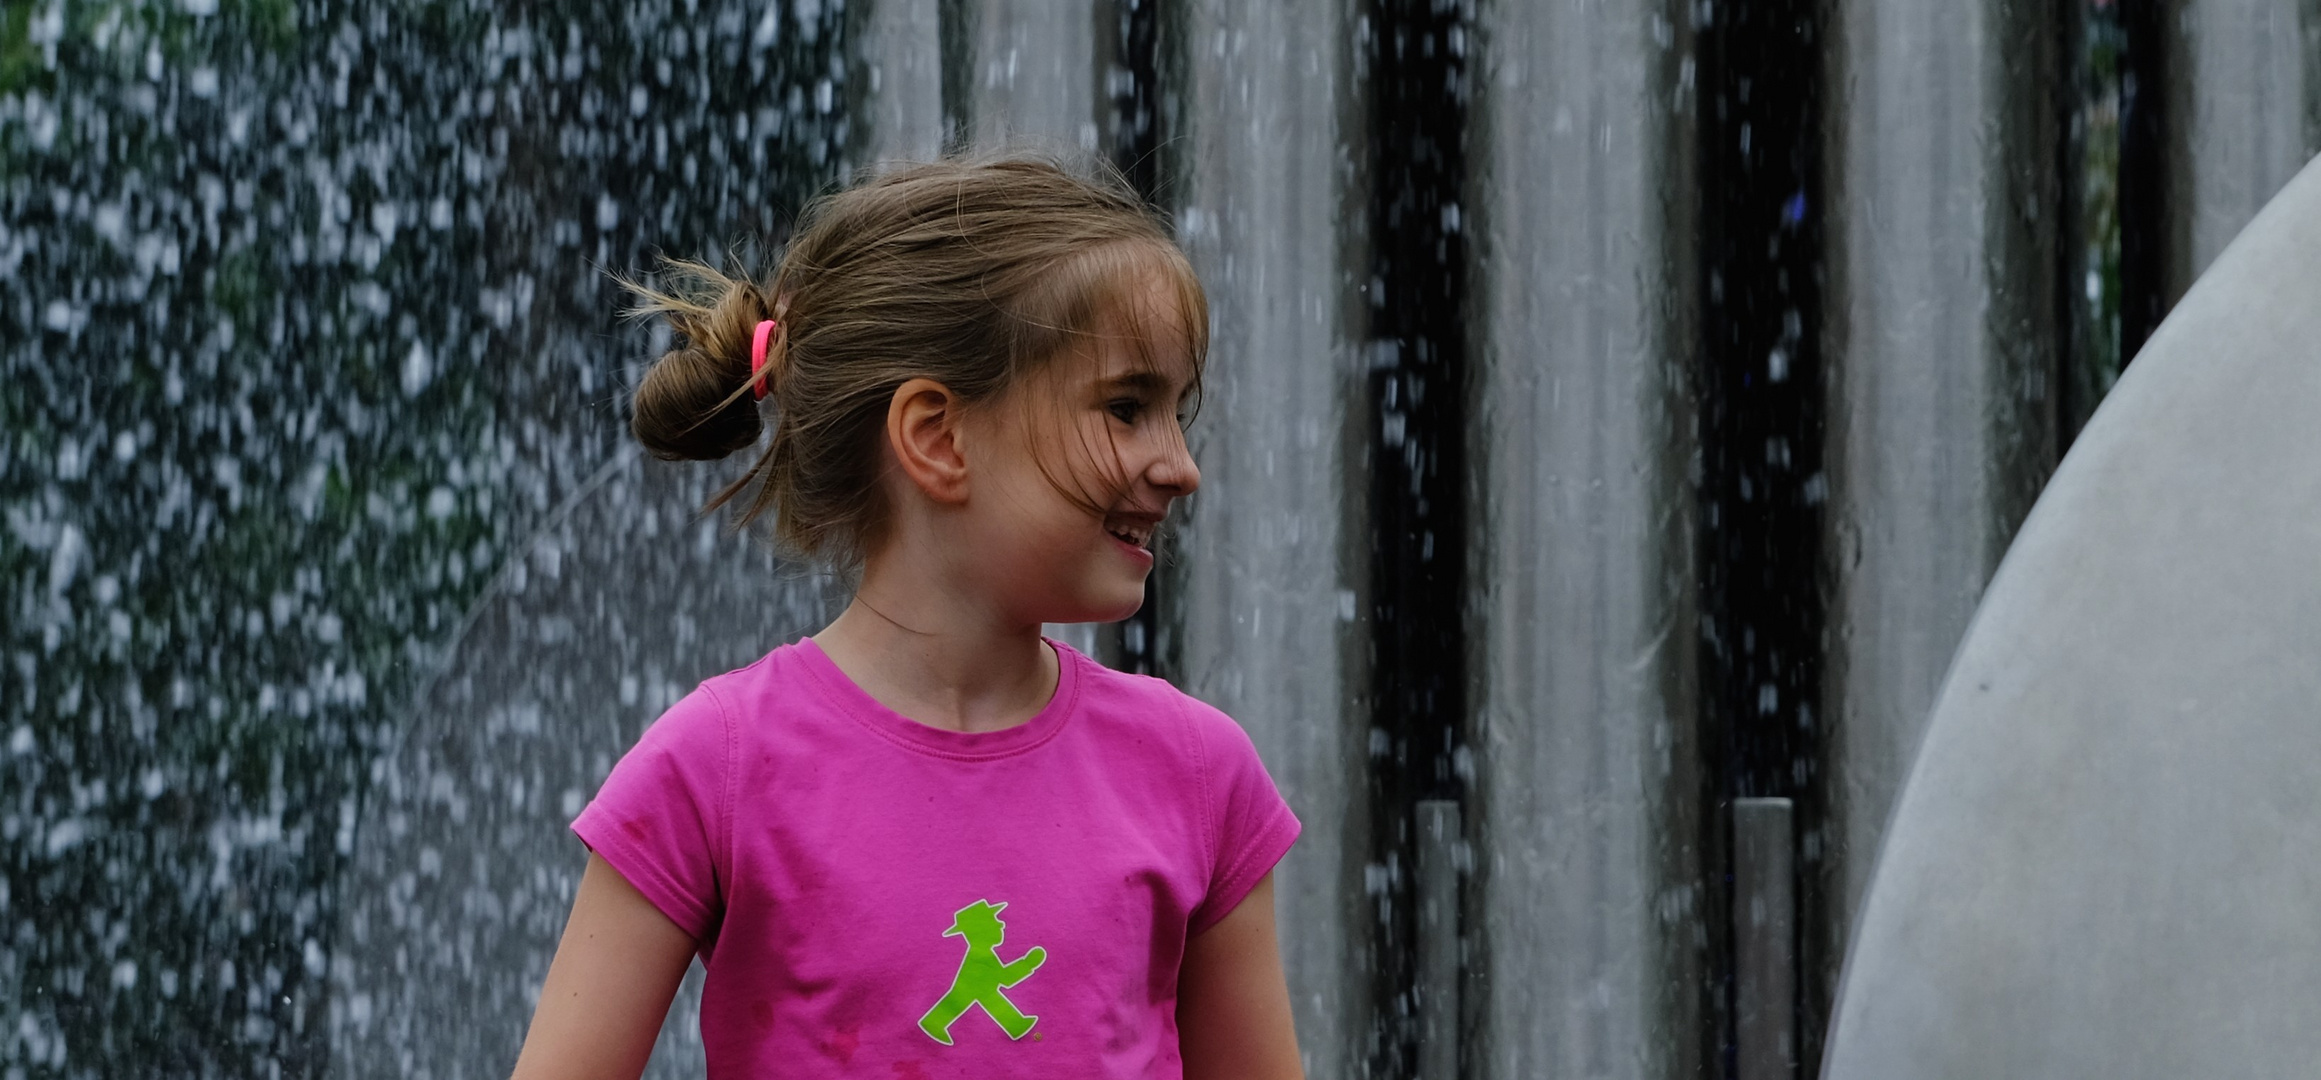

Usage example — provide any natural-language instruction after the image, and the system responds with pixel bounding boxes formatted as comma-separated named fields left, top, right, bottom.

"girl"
left=509, top=158, right=1306, bottom=1080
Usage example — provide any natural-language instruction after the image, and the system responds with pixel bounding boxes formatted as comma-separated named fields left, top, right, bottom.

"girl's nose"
left=1148, top=434, right=1200, bottom=496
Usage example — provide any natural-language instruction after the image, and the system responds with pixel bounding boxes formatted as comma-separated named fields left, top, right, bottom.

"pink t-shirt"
left=572, top=637, right=1301, bottom=1078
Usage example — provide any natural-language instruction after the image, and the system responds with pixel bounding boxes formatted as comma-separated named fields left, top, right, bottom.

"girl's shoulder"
left=625, top=641, right=823, bottom=754
left=1059, top=644, right=1265, bottom=766
left=689, top=637, right=831, bottom=712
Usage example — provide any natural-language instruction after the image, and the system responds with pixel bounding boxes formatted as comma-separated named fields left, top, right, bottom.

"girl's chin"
left=1060, top=586, right=1148, bottom=627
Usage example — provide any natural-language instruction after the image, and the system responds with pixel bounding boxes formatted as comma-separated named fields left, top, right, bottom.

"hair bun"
left=631, top=344, right=764, bottom=461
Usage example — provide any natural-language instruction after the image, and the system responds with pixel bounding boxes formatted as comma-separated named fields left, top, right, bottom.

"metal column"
left=2180, top=0, right=2312, bottom=285
left=1172, top=0, right=1365, bottom=1070
left=1820, top=0, right=2062, bottom=1015
left=854, top=0, right=944, bottom=164
left=1470, top=0, right=1702, bottom=1074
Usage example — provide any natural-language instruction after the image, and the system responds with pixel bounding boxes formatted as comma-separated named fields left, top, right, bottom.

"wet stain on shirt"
left=819, top=1025, right=861, bottom=1065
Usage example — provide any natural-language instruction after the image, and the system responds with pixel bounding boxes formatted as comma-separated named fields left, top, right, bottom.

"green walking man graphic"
left=918, top=899, right=1047, bottom=1045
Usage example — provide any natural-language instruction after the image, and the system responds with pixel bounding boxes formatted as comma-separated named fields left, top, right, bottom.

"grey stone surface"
left=1822, top=154, right=2321, bottom=1079
left=1468, top=0, right=1703, bottom=1075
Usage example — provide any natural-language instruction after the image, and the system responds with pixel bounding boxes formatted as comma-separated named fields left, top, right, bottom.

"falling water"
left=7, top=0, right=2319, bottom=1077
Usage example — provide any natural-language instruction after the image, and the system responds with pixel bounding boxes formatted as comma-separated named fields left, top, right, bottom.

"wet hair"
left=622, top=155, right=1208, bottom=570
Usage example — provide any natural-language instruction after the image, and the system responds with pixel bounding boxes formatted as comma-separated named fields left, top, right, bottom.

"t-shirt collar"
left=791, top=635, right=1083, bottom=760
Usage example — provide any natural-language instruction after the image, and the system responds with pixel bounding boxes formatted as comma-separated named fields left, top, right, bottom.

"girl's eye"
left=1107, top=399, right=1142, bottom=423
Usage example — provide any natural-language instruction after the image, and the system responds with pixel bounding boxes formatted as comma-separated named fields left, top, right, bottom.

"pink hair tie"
left=748, top=319, right=778, bottom=401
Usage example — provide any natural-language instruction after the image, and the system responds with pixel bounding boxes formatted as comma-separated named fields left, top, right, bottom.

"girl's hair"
left=622, top=155, right=1208, bottom=570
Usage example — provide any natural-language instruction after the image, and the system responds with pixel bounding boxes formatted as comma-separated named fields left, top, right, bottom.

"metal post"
left=1734, top=797, right=1796, bottom=1080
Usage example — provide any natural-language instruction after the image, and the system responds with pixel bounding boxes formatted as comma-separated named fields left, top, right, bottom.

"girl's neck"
left=809, top=568, right=1059, bottom=736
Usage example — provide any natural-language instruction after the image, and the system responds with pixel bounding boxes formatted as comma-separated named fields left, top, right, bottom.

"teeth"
left=1106, top=514, right=1159, bottom=547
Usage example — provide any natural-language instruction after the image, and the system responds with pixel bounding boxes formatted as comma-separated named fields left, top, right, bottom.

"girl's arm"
left=1177, top=871, right=1305, bottom=1080
left=509, top=853, right=699, bottom=1080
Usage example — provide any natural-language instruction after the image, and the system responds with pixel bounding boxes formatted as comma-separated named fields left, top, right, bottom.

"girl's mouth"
left=1103, top=512, right=1158, bottom=552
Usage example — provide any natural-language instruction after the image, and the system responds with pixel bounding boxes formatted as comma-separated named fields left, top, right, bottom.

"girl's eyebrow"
left=1098, top=371, right=1170, bottom=393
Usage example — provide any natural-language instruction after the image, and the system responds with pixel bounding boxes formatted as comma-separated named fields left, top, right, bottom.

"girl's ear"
left=887, top=377, right=971, bottom=504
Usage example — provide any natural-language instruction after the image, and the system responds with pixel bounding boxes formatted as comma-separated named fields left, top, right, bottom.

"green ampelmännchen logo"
left=918, top=899, right=1048, bottom=1045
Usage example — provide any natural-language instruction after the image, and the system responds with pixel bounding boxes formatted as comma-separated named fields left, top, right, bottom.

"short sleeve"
left=1184, top=698, right=1303, bottom=935
left=571, top=684, right=732, bottom=944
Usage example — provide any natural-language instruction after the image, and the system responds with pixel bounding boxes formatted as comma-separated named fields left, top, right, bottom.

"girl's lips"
left=1108, top=528, right=1156, bottom=565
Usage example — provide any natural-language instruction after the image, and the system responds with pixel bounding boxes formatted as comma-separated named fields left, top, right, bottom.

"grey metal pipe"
left=853, top=0, right=944, bottom=164
left=2180, top=0, right=2311, bottom=285
left=1733, top=798, right=1795, bottom=1080
left=1468, top=0, right=1702, bottom=1075
left=1170, top=0, right=1365, bottom=1071
left=964, top=0, right=1099, bottom=154
left=1820, top=0, right=2059, bottom=998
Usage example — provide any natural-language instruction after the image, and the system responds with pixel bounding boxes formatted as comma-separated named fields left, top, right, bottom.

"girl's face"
left=960, top=273, right=1202, bottom=626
